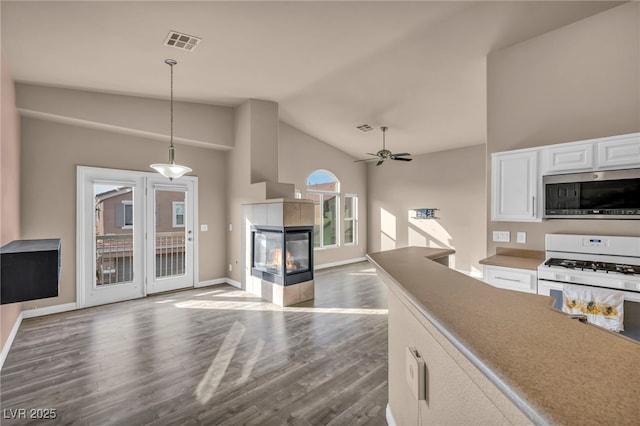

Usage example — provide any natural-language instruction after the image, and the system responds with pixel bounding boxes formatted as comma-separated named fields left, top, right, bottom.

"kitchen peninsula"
left=368, top=247, right=640, bottom=426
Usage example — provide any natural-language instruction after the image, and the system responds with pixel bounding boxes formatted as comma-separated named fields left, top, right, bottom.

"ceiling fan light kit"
left=354, top=126, right=413, bottom=165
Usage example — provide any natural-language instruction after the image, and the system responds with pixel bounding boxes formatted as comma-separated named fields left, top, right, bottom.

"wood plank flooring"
left=0, top=262, right=388, bottom=425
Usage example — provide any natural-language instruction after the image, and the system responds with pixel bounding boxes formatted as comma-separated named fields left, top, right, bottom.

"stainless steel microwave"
left=543, top=168, right=640, bottom=219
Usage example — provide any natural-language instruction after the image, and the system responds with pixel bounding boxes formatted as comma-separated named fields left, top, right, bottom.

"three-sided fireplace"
left=251, top=226, right=314, bottom=286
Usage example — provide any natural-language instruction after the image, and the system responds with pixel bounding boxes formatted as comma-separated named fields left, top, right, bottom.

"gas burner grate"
left=544, top=258, right=640, bottom=275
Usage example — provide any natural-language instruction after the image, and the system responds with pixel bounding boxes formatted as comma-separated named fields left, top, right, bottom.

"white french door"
left=77, top=167, right=197, bottom=308
left=145, top=177, right=195, bottom=294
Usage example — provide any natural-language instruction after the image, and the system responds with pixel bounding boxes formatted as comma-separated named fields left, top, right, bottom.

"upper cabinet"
left=542, top=143, right=594, bottom=174
left=596, top=134, right=640, bottom=170
left=491, top=132, right=640, bottom=222
left=491, top=150, right=540, bottom=222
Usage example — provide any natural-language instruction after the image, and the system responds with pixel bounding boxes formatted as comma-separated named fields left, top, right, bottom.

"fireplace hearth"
left=252, top=226, right=313, bottom=286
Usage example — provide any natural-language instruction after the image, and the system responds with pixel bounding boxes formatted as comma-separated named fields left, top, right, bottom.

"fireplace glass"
left=285, top=231, right=310, bottom=274
left=252, top=226, right=313, bottom=285
left=253, top=230, right=283, bottom=276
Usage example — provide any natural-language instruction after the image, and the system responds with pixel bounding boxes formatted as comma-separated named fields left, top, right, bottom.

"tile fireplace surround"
left=242, top=199, right=315, bottom=306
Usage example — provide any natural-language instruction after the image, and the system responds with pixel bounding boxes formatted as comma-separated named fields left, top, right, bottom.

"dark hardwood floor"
left=1, top=262, right=388, bottom=425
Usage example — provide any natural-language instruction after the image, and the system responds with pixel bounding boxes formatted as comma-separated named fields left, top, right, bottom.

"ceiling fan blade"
left=392, top=157, right=413, bottom=161
left=366, top=153, right=379, bottom=157
left=376, top=159, right=384, bottom=166
left=354, top=158, right=378, bottom=163
left=391, top=153, right=411, bottom=157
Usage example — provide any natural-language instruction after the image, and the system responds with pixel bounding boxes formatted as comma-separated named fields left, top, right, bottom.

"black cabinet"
left=1, top=239, right=60, bottom=304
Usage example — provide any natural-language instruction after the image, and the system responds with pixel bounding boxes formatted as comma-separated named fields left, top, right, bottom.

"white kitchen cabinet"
left=596, top=134, right=640, bottom=170
left=483, top=265, right=537, bottom=294
left=543, top=142, right=594, bottom=174
left=491, top=150, right=541, bottom=222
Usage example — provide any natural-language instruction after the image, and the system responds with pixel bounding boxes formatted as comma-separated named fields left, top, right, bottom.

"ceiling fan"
left=354, top=126, right=413, bottom=166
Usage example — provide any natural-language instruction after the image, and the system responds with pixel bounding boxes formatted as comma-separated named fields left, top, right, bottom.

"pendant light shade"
left=150, top=59, right=192, bottom=180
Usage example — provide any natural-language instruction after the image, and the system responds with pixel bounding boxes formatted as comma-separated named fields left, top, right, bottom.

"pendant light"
left=150, top=59, right=192, bottom=180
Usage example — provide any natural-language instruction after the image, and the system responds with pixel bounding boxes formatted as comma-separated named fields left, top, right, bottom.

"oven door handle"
left=553, top=273, right=573, bottom=282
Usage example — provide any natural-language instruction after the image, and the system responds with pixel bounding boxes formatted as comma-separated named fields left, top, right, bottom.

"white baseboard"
left=456, top=269, right=484, bottom=279
left=0, top=312, right=23, bottom=370
left=195, top=278, right=227, bottom=288
left=315, top=257, right=368, bottom=270
left=21, top=302, right=78, bottom=319
left=196, top=278, right=242, bottom=289
left=385, top=404, right=397, bottom=426
left=226, top=278, right=241, bottom=288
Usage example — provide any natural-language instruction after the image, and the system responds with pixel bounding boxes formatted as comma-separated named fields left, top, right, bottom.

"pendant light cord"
left=170, top=61, right=174, bottom=150
left=165, top=58, right=177, bottom=164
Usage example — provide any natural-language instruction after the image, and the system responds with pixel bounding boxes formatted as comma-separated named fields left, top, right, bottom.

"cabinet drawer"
left=483, top=265, right=537, bottom=294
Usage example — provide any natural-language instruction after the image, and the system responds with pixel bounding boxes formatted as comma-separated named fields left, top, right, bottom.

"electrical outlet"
left=200, top=224, right=208, bottom=232
left=492, top=231, right=510, bottom=243
left=405, top=347, right=426, bottom=400
left=517, top=232, right=526, bottom=244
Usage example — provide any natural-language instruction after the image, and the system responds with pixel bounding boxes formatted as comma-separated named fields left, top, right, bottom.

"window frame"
left=306, top=170, right=341, bottom=250
left=121, top=200, right=133, bottom=229
left=343, top=193, right=358, bottom=246
left=172, top=201, right=186, bottom=228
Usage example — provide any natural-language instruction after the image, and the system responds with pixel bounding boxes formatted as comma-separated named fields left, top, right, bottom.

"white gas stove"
left=537, top=234, right=640, bottom=303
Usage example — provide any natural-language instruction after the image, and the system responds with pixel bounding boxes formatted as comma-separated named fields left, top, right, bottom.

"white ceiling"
left=1, top=1, right=623, bottom=158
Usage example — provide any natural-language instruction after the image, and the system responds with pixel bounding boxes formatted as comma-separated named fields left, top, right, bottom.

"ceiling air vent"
left=164, top=30, right=201, bottom=52
left=356, top=124, right=374, bottom=132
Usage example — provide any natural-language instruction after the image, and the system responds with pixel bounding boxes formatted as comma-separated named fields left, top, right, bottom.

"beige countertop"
left=479, top=248, right=545, bottom=271
left=368, top=246, right=640, bottom=425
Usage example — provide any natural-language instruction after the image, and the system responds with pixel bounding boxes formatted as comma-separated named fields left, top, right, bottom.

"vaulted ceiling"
left=1, top=1, right=623, bottom=158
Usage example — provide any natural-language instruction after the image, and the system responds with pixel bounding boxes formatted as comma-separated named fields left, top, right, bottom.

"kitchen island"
left=368, top=247, right=640, bottom=426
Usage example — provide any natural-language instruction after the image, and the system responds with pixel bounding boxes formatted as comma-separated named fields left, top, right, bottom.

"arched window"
left=306, top=170, right=340, bottom=248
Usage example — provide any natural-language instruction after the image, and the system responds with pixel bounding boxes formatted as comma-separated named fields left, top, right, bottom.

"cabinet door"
left=491, top=151, right=539, bottom=221
left=596, top=134, right=640, bottom=169
left=483, top=265, right=537, bottom=294
left=543, top=143, right=593, bottom=174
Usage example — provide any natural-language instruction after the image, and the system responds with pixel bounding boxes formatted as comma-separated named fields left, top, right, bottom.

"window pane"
left=344, top=196, right=353, bottom=219
left=307, top=192, right=322, bottom=247
left=94, top=184, right=134, bottom=286
left=156, top=190, right=186, bottom=278
left=344, top=220, right=354, bottom=245
left=323, top=194, right=337, bottom=246
left=344, top=195, right=356, bottom=245
left=307, top=170, right=339, bottom=192
left=124, top=204, right=133, bottom=226
left=174, top=202, right=185, bottom=227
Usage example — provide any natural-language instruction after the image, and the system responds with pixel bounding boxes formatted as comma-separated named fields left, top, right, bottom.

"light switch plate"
left=200, top=224, right=208, bottom=232
left=517, top=232, right=526, bottom=244
left=492, top=231, right=510, bottom=242
left=405, top=347, right=426, bottom=400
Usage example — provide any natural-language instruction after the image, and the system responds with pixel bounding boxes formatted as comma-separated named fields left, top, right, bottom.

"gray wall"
left=278, top=122, right=368, bottom=266
left=20, top=117, right=228, bottom=309
left=367, top=144, right=486, bottom=274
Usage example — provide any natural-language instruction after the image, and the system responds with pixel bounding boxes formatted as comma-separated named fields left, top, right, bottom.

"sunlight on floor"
left=194, top=320, right=266, bottom=404
left=174, top=298, right=387, bottom=315
left=195, top=321, right=245, bottom=404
